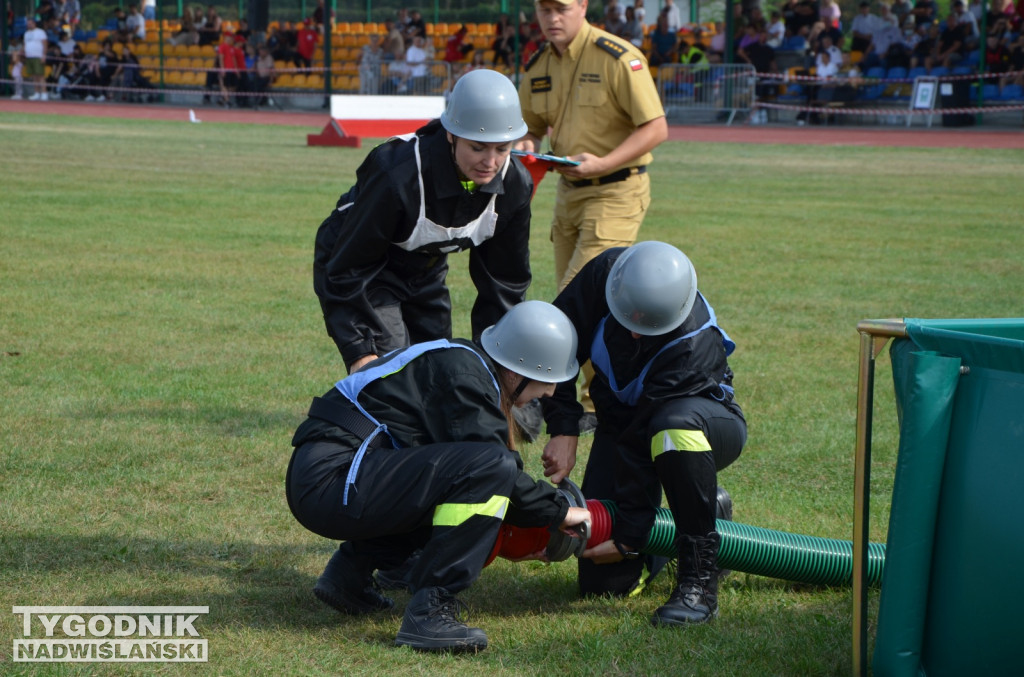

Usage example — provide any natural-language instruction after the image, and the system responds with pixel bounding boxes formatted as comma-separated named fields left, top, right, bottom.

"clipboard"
left=511, top=150, right=581, bottom=167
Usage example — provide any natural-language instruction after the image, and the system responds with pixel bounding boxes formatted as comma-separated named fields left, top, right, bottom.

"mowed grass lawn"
left=2, top=112, right=1022, bottom=676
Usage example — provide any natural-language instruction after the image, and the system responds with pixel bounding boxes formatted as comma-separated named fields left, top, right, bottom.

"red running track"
left=2, top=98, right=1022, bottom=149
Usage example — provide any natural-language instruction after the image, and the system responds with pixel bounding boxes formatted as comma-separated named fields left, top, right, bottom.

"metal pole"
left=322, top=3, right=332, bottom=103
left=852, top=319, right=907, bottom=677
left=1, top=0, right=9, bottom=97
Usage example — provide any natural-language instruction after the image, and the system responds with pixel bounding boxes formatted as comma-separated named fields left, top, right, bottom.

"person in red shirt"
left=216, top=33, right=242, bottom=105
left=444, top=25, right=473, bottom=63
left=297, top=18, right=319, bottom=73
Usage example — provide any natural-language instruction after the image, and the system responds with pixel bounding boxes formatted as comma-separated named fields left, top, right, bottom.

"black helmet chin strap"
left=511, top=375, right=532, bottom=401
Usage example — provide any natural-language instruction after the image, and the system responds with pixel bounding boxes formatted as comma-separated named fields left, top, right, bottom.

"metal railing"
left=656, top=62, right=756, bottom=125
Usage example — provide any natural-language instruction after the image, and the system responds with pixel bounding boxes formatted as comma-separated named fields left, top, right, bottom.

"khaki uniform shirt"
left=518, top=22, right=664, bottom=172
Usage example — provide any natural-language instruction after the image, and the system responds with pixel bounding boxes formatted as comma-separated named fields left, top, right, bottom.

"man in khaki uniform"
left=517, top=0, right=667, bottom=292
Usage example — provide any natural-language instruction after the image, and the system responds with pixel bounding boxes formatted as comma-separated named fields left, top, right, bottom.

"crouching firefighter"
left=286, top=301, right=591, bottom=652
left=540, top=241, right=747, bottom=626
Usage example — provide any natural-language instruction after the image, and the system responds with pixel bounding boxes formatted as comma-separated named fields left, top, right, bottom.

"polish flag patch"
left=629, top=59, right=644, bottom=71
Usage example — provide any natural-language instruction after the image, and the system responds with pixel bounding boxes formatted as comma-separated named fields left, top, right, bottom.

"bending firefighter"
left=285, top=301, right=591, bottom=652
left=313, top=69, right=533, bottom=374
left=541, top=241, right=746, bottom=626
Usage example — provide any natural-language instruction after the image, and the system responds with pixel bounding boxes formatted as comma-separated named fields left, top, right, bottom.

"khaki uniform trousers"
left=552, top=170, right=650, bottom=292
left=552, top=170, right=650, bottom=412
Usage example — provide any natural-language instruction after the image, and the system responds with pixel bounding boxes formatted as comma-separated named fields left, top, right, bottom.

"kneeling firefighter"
left=286, top=301, right=591, bottom=652
left=540, top=241, right=747, bottom=626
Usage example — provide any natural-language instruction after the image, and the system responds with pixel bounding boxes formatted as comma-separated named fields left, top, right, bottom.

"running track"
left=2, top=98, right=1022, bottom=149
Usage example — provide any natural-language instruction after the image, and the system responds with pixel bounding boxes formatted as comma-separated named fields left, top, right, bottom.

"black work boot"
left=651, top=532, right=721, bottom=627
left=313, top=546, right=394, bottom=615
left=394, top=587, right=488, bottom=653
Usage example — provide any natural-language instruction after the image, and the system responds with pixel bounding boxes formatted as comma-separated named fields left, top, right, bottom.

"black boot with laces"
left=652, top=532, right=721, bottom=627
left=313, top=545, right=394, bottom=615
left=395, top=587, right=488, bottom=653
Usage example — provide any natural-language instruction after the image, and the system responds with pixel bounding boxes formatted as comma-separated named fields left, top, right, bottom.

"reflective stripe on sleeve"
left=651, top=429, right=712, bottom=460
left=433, top=495, right=510, bottom=527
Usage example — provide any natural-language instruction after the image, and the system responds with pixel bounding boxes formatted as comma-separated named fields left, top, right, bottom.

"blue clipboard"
left=511, top=150, right=581, bottom=166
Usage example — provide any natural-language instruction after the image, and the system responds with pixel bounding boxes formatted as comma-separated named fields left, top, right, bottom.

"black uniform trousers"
left=578, top=396, right=746, bottom=596
left=287, top=438, right=518, bottom=594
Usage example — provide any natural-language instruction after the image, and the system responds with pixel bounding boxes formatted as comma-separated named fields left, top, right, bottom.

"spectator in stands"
left=117, top=41, right=147, bottom=101
left=662, top=0, right=682, bottom=32
left=125, top=4, right=146, bottom=43
left=252, top=44, right=276, bottom=106
left=95, top=39, right=120, bottom=101
left=877, top=3, right=900, bottom=28
left=1001, top=32, right=1024, bottom=89
left=930, top=10, right=969, bottom=70
left=216, top=32, right=243, bottom=105
left=767, top=10, right=786, bottom=47
left=22, top=17, right=48, bottom=101
left=296, top=18, right=319, bottom=73
left=312, top=0, right=332, bottom=30
left=383, top=19, right=405, bottom=62
left=57, top=29, right=75, bottom=58
left=909, top=22, right=937, bottom=69
left=863, top=17, right=910, bottom=69
left=739, top=27, right=779, bottom=101
left=891, top=0, right=913, bottom=26
left=197, top=5, right=222, bottom=47
left=62, top=0, right=81, bottom=31
left=444, top=25, right=473, bottom=63
left=620, top=6, right=644, bottom=48
left=820, top=0, right=842, bottom=29
left=910, top=0, right=937, bottom=28
left=648, top=13, right=679, bottom=67
left=785, top=0, right=819, bottom=38
left=634, top=0, right=646, bottom=23
left=111, top=8, right=132, bottom=44
left=405, top=9, right=427, bottom=45
left=169, top=11, right=199, bottom=46
left=358, top=33, right=383, bottom=94
left=520, top=26, right=545, bottom=67
left=44, top=39, right=66, bottom=91
left=604, top=4, right=626, bottom=37
left=9, top=43, right=25, bottom=100
left=492, top=24, right=516, bottom=69
left=848, top=2, right=878, bottom=54
left=816, top=33, right=844, bottom=70
left=402, top=33, right=429, bottom=94
left=950, top=0, right=979, bottom=49
left=235, top=18, right=252, bottom=45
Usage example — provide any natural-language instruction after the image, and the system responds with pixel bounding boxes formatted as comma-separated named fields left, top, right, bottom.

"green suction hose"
left=598, top=500, right=886, bottom=587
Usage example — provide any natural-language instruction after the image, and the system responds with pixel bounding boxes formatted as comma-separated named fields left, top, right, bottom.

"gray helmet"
left=605, top=241, right=698, bottom=336
left=481, top=301, right=580, bottom=383
left=440, top=69, right=528, bottom=143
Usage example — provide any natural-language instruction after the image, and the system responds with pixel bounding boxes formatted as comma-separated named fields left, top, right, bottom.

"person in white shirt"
left=662, top=0, right=681, bottom=33
left=767, top=10, right=786, bottom=47
left=22, top=17, right=49, bottom=100
left=125, top=4, right=146, bottom=42
left=402, top=35, right=429, bottom=94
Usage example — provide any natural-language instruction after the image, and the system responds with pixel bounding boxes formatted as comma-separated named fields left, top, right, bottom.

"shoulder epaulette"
left=524, top=44, right=548, bottom=72
left=595, top=36, right=628, bottom=59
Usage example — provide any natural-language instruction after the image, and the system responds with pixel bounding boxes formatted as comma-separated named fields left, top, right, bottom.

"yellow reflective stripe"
left=433, top=495, right=509, bottom=527
left=651, top=429, right=712, bottom=460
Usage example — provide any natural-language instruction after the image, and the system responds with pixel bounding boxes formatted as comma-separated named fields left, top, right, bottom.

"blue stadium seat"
left=908, top=67, right=928, bottom=80
left=930, top=66, right=949, bottom=78
left=886, top=66, right=908, bottom=80
left=981, top=83, right=1000, bottom=100
left=1000, top=84, right=1024, bottom=101
left=951, top=66, right=973, bottom=76
left=962, top=50, right=980, bottom=67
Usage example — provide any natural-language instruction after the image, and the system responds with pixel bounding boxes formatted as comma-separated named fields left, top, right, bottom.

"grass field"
left=2, top=112, right=1022, bottom=676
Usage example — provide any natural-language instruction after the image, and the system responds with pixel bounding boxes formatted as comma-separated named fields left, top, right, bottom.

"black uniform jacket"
left=314, top=119, right=534, bottom=366
left=292, top=339, right=569, bottom=529
left=543, top=248, right=743, bottom=449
